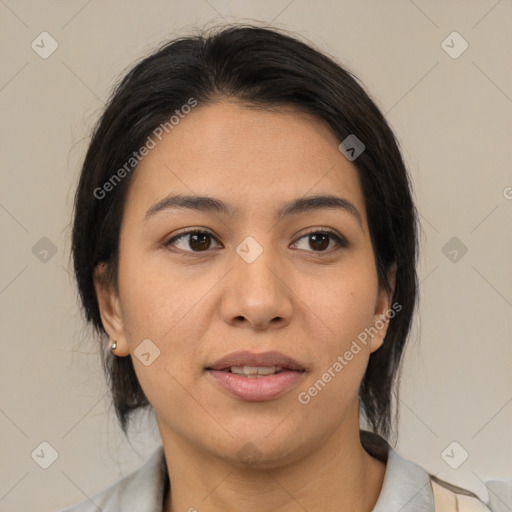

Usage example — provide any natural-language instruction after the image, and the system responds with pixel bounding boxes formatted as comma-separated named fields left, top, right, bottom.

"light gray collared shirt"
left=57, top=431, right=500, bottom=512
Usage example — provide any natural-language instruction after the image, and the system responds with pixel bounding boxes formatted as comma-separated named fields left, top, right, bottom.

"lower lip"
left=206, top=370, right=305, bottom=401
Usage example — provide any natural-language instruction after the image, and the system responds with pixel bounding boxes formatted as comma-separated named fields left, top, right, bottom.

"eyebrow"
left=144, top=193, right=363, bottom=227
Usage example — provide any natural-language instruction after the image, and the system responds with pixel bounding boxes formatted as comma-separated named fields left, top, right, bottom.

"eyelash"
left=164, top=228, right=348, bottom=256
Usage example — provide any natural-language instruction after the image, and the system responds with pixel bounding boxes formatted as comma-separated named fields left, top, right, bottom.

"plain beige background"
left=0, top=1, right=511, bottom=511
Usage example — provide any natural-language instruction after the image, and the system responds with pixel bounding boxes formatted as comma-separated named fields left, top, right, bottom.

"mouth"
left=205, top=351, right=306, bottom=401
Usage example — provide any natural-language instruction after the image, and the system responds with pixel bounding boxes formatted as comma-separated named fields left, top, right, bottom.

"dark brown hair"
left=71, top=25, right=418, bottom=440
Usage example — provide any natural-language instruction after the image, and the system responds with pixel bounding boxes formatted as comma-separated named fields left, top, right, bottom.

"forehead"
left=123, top=101, right=366, bottom=223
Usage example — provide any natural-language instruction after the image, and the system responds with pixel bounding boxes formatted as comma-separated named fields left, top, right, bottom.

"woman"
left=59, top=25, right=498, bottom=511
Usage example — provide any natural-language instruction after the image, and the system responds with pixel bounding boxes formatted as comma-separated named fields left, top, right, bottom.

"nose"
left=220, top=239, right=293, bottom=331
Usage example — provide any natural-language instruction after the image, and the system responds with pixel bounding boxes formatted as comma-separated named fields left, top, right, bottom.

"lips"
left=206, top=350, right=306, bottom=372
left=205, top=350, right=306, bottom=401
left=205, top=350, right=307, bottom=401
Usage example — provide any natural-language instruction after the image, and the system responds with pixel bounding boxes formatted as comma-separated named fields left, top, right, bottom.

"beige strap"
left=457, top=493, right=492, bottom=511
left=431, top=480, right=491, bottom=511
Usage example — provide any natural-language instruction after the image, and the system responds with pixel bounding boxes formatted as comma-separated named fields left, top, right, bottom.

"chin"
left=208, top=428, right=314, bottom=470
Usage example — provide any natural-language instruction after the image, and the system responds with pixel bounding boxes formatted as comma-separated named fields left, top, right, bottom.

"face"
left=95, top=100, right=394, bottom=467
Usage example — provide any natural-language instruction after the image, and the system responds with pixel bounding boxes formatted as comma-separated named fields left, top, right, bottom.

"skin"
left=94, top=100, right=395, bottom=512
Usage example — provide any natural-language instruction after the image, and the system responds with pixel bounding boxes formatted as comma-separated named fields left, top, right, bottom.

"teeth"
left=230, top=366, right=282, bottom=376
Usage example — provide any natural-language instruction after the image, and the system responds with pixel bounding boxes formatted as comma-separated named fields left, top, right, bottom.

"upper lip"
left=207, top=351, right=306, bottom=371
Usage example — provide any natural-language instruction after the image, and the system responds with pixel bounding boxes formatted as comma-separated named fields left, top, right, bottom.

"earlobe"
left=369, top=332, right=385, bottom=353
left=370, top=263, right=397, bottom=353
left=369, top=307, right=388, bottom=353
left=93, top=262, right=129, bottom=356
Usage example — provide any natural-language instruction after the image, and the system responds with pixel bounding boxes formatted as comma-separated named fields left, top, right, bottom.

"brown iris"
left=308, top=233, right=330, bottom=251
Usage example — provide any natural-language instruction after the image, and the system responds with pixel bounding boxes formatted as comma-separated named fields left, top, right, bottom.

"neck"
left=159, top=407, right=386, bottom=512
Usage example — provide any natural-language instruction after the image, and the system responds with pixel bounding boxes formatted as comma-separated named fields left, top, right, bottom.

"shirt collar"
left=132, top=431, right=435, bottom=512
left=361, top=430, right=435, bottom=511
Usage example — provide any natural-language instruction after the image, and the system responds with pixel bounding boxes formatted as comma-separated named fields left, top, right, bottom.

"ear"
left=93, top=262, right=130, bottom=356
left=369, top=263, right=397, bottom=353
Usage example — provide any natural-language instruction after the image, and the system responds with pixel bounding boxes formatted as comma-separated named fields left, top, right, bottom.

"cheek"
left=116, top=244, right=214, bottom=406
left=117, top=243, right=198, bottom=340
left=296, top=254, right=378, bottom=407
left=296, top=278, right=376, bottom=422
left=305, top=257, right=378, bottom=344
left=116, top=259, right=201, bottom=421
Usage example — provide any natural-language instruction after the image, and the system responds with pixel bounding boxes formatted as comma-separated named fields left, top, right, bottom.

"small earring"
left=111, top=340, right=117, bottom=352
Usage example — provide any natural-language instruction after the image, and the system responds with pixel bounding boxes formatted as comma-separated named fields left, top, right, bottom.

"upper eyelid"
left=167, top=228, right=219, bottom=243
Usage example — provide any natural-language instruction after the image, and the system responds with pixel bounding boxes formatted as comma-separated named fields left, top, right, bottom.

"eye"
left=292, top=228, right=347, bottom=253
left=164, top=230, right=222, bottom=254
left=164, top=227, right=347, bottom=256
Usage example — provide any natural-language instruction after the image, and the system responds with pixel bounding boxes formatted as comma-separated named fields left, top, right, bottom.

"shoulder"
left=360, top=431, right=496, bottom=512
left=55, top=474, right=132, bottom=512
left=54, top=446, right=168, bottom=512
